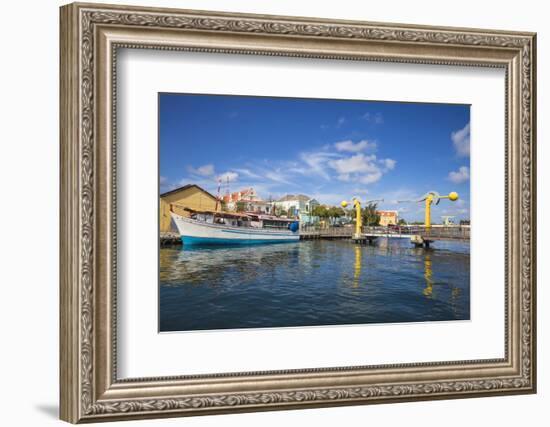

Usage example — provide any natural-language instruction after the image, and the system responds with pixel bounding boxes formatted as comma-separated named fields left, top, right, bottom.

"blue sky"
left=159, top=93, right=470, bottom=222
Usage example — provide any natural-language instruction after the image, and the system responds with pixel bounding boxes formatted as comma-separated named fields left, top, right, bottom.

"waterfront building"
left=244, top=200, right=271, bottom=214
left=222, top=187, right=271, bottom=213
left=441, top=215, right=456, bottom=226
left=273, top=194, right=320, bottom=223
left=160, top=184, right=220, bottom=232
left=377, top=210, right=399, bottom=226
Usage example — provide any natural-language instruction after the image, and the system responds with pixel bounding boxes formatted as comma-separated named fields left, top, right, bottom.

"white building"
left=244, top=200, right=271, bottom=214
left=222, top=188, right=271, bottom=213
left=273, top=194, right=319, bottom=223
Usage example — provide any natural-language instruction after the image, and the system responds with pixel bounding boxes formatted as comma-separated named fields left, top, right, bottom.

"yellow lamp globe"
left=341, top=200, right=348, bottom=208
left=448, top=191, right=459, bottom=201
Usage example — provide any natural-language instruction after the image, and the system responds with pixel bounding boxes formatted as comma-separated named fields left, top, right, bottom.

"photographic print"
left=159, top=94, right=471, bottom=332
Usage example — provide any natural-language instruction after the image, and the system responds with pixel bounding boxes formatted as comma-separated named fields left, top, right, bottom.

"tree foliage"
left=236, top=201, right=246, bottom=212
left=327, top=206, right=345, bottom=218
left=362, top=202, right=380, bottom=226
left=311, top=205, right=329, bottom=218
left=311, top=205, right=345, bottom=219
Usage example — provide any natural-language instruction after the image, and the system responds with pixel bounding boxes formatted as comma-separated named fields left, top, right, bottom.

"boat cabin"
left=181, top=208, right=299, bottom=231
left=247, top=213, right=298, bottom=230
left=190, top=210, right=251, bottom=227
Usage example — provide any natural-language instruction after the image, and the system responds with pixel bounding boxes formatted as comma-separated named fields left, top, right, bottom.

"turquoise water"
left=159, top=239, right=470, bottom=332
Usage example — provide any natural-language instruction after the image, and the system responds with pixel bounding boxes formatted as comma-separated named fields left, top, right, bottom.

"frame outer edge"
left=60, top=2, right=537, bottom=422
left=60, top=3, right=81, bottom=424
left=529, top=33, right=537, bottom=393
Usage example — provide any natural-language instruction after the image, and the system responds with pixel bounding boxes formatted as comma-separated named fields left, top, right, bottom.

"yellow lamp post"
left=341, top=198, right=362, bottom=238
left=420, top=191, right=459, bottom=228
left=341, top=198, right=383, bottom=238
left=398, top=191, right=458, bottom=228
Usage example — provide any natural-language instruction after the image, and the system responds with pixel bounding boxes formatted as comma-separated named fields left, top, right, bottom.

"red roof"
left=222, top=188, right=258, bottom=202
left=376, top=210, right=398, bottom=217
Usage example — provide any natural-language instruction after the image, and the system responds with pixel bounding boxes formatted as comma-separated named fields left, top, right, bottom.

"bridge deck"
left=300, top=226, right=470, bottom=242
left=364, top=226, right=470, bottom=241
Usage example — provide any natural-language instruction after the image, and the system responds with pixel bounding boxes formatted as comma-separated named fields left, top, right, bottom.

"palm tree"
left=362, top=202, right=380, bottom=226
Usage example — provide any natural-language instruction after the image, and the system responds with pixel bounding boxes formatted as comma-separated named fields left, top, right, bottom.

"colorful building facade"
left=377, top=210, right=399, bottom=226
left=160, top=184, right=220, bottom=232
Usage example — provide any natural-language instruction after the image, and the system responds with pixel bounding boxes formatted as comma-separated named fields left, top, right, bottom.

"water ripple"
left=160, top=239, right=470, bottom=332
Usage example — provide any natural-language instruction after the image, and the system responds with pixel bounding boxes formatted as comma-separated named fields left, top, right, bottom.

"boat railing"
left=300, top=224, right=354, bottom=237
left=171, top=204, right=297, bottom=231
left=362, top=225, right=470, bottom=240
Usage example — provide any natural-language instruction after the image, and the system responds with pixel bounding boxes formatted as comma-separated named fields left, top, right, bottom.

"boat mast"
left=215, top=178, right=221, bottom=211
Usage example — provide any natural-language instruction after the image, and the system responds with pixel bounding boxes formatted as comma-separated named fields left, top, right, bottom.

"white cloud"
left=217, top=171, right=239, bottom=183
left=451, top=123, right=470, bottom=157
left=440, top=207, right=470, bottom=218
left=299, top=151, right=338, bottom=180
left=309, top=192, right=348, bottom=206
left=233, top=168, right=261, bottom=179
left=334, top=139, right=377, bottom=153
left=264, top=170, right=294, bottom=185
left=362, top=112, right=384, bottom=124
left=163, top=183, right=178, bottom=192
left=329, top=153, right=378, bottom=175
left=328, top=153, right=395, bottom=185
left=448, top=166, right=470, bottom=184
left=188, top=163, right=215, bottom=177
left=380, top=158, right=396, bottom=171
left=336, top=116, right=347, bottom=127
left=359, top=171, right=383, bottom=184
left=160, top=177, right=178, bottom=193
left=178, top=178, right=193, bottom=187
left=369, top=188, right=414, bottom=205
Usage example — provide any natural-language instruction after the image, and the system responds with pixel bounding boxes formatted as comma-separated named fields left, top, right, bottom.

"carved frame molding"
left=60, top=2, right=536, bottom=423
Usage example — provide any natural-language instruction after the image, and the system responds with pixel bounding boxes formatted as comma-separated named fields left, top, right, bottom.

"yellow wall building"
left=377, top=210, right=399, bottom=226
left=160, top=184, right=220, bottom=232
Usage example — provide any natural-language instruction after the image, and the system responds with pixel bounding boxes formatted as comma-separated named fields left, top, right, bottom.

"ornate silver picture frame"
left=60, top=2, right=536, bottom=423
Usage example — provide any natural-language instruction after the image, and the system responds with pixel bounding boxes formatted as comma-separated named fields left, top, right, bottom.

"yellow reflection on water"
left=353, top=245, right=362, bottom=288
left=420, top=252, right=462, bottom=314
left=423, top=253, right=434, bottom=298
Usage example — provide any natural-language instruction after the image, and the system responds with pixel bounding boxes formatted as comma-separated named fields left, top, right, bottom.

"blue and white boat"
left=171, top=209, right=300, bottom=245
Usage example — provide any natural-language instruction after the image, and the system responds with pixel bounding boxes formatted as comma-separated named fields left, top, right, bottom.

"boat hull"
left=171, top=213, right=300, bottom=245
